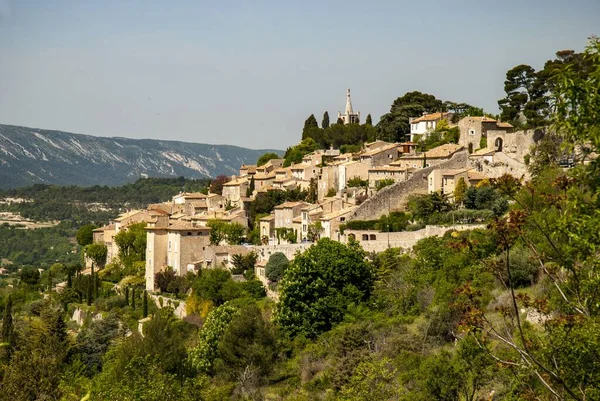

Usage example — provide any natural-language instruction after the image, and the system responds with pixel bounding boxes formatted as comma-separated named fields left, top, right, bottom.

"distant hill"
left=0, top=124, right=281, bottom=189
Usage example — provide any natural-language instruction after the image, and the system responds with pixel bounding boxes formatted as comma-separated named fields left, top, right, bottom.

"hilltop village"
left=90, top=89, right=538, bottom=295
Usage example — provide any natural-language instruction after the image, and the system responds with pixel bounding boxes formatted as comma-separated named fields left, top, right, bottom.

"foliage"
left=463, top=184, right=508, bottom=216
left=454, top=177, right=467, bottom=204
left=256, top=152, right=280, bottom=167
left=86, top=242, right=108, bottom=268
left=155, top=267, right=177, bottom=293
left=265, top=252, right=290, bottom=282
left=276, top=239, right=374, bottom=338
left=207, top=220, right=246, bottom=245
left=76, top=224, right=96, bottom=246
left=283, top=138, right=320, bottom=167
left=189, top=302, right=239, bottom=373
left=407, top=192, right=452, bottom=222
left=321, top=111, right=330, bottom=130
left=347, top=176, right=368, bottom=188
left=114, top=222, right=147, bottom=261
left=20, top=266, right=40, bottom=286
left=230, top=252, right=258, bottom=275
left=209, top=174, right=229, bottom=195
left=375, top=178, right=395, bottom=191
left=325, top=187, right=336, bottom=197
left=214, top=304, right=277, bottom=381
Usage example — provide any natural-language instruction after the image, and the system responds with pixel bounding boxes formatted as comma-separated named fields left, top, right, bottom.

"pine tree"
left=2, top=295, right=14, bottom=352
left=366, top=114, right=373, bottom=126
left=67, top=273, right=72, bottom=288
left=125, top=286, right=129, bottom=305
left=132, top=287, right=136, bottom=310
left=322, top=111, right=330, bottom=129
left=94, top=273, right=99, bottom=301
left=143, top=290, right=148, bottom=318
left=47, top=269, right=52, bottom=292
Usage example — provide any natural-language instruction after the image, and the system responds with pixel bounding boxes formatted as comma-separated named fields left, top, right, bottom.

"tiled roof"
left=468, top=171, right=487, bottom=181
left=369, top=166, right=407, bottom=172
left=320, top=207, right=356, bottom=221
left=223, top=177, right=248, bottom=186
left=93, top=224, right=115, bottom=232
left=411, top=112, right=451, bottom=123
left=469, top=148, right=495, bottom=157
left=361, top=143, right=401, bottom=157
left=274, top=201, right=311, bottom=209
left=425, top=144, right=464, bottom=158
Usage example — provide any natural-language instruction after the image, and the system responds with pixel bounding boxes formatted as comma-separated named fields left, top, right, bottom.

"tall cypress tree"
left=131, top=287, right=136, bottom=310
left=143, top=290, right=148, bottom=318
left=86, top=275, right=92, bottom=306
left=2, top=295, right=14, bottom=353
left=67, top=273, right=72, bottom=288
left=366, top=114, right=373, bottom=126
left=125, top=286, right=129, bottom=305
left=322, top=111, right=330, bottom=129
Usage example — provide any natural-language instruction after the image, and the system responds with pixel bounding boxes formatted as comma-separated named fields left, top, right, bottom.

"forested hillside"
left=0, top=124, right=280, bottom=189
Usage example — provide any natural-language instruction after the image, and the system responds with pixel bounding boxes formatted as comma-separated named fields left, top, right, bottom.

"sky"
left=0, top=1, right=598, bottom=150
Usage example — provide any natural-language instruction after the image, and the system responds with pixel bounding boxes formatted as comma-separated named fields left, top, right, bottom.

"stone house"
left=202, top=245, right=253, bottom=270
left=458, top=116, right=513, bottom=153
left=368, top=166, right=409, bottom=189
left=320, top=206, right=357, bottom=241
left=317, top=164, right=339, bottom=200
left=338, top=160, right=369, bottom=191
left=222, top=176, right=248, bottom=206
left=359, top=143, right=403, bottom=168
left=393, top=144, right=464, bottom=169
left=409, top=112, right=453, bottom=141
left=239, top=164, right=257, bottom=177
left=92, top=224, right=117, bottom=264
left=290, top=163, right=319, bottom=181
left=428, top=169, right=470, bottom=201
left=145, top=217, right=211, bottom=291
left=252, top=172, right=276, bottom=193
left=191, top=209, right=248, bottom=229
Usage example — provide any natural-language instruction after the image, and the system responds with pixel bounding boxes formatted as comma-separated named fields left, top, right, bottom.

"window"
left=168, top=241, right=171, bottom=251
left=340, top=217, right=345, bottom=222
left=469, top=129, right=476, bottom=135
left=362, top=234, right=369, bottom=241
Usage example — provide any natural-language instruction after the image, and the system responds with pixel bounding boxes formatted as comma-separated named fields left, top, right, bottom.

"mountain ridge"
left=0, top=124, right=281, bottom=189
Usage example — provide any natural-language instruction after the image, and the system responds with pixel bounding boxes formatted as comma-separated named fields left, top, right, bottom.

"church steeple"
left=345, top=88, right=354, bottom=115
left=338, top=88, right=360, bottom=125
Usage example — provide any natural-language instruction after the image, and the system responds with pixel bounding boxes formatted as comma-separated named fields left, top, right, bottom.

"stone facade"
left=350, top=150, right=469, bottom=221
left=342, top=224, right=485, bottom=253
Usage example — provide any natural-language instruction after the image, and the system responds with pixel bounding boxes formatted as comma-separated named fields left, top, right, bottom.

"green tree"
left=193, top=268, right=233, bottom=305
left=143, top=290, right=148, bottom=318
left=265, top=252, right=289, bottom=282
left=1, top=295, right=14, bottom=356
left=86, top=242, right=108, bottom=268
left=322, top=111, right=330, bottom=129
left=20, top=266, right=40, bottom=286
left=275, top=238, right=374, bottom=338
left=340, top=357, right=398, bottom=401
left=131, top=287, right=136, bottom=310
left=454, top=177, right=467, bottom=204
left=375, top=178, right=395, bottom=191
left=246, top=175, right=255, bottom=197
left=230, top=252, right=258, bottom=275
left=214, top=304, right=276, bottom=381
left=365, top=114, right=372, bottom=126
left=256, top=152, right=279, bottom=167
left=76, top=224, right=96, bottom=246
left=189, top=302, right=239, bottom=373
left=114, top=222, right=146, bottom=261
left=376, top=91, right=444, bottom=142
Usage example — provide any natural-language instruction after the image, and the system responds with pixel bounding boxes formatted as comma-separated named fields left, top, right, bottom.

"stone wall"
left=487, top=129, right=536, bottom=162
left=342, top=224, right=486, bottom=253
left=350, top=150, right=469, bottom=221
left=253, top=243, right=314, bottom=263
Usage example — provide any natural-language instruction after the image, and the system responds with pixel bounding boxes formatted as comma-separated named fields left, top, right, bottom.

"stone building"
left=458, top=116, right=513, bottom=153
left=427, top=169, right=470, bottom=201
left=393, top=144, right=464, bottom=169
left=337, top=88, right=360, bottom=124
left=368, top=166, right=409, bottom=189
left=409, top=112, right=453, bottom=141
left=145, top=217, right=211, bottom=290
left=359, top=143, right=403, bottom=168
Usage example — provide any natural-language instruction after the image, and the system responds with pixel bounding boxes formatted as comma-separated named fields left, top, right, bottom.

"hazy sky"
left=0, top=1, right=598, bottom=150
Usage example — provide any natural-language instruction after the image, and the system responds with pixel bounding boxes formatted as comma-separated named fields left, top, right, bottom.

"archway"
left=495, top=137, right=503, bottom=152
left=468, top=142, right=473, bottom=154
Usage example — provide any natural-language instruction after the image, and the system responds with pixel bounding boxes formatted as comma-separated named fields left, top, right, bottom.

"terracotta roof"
left=411, top=112, right=451, bottom=123
left=274, top=201, right=311, bottom=209
left=425, top=144, right=464, bottom=158
left=290, top=163, right=312, bottom=170
left=292, top=216, right=302, bottom=223
left=320, top=207, right=356, bottom=221
left=253, top=172, right=276, bottom=180
left=93, top=224, right=115, bottom=232
left=114, top=209, right=146, bottom=222
left=208, top=245, right=252, bottom=255
left=496, top=122, right=514, bottom=128
left=369, top=166, right=407, bottom=172
left=438, top=169, right=468, bottom=176
left=260, top=214, right=275, bottom=221
left=361, top=143, right=401, bottom=157
left=167, top=221, right=211, bottom=231
left=468, top=171, right=487, bottom=181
